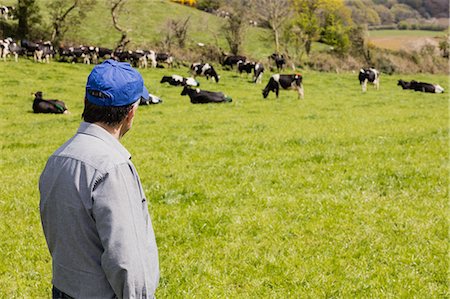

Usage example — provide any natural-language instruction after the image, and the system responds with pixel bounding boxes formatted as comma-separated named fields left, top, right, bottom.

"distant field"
left=0, top=59, right=448, bottom=298
left=368, top=30, right=446, bottom=51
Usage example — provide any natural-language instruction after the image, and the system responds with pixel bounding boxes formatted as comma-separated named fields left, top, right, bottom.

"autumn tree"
left=250, top=0, right=292, bottom=52
left=49, top=0, right=96, bottom=45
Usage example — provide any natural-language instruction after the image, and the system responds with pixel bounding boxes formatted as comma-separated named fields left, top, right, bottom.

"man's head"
left=82, top=59, right=149, bottom=130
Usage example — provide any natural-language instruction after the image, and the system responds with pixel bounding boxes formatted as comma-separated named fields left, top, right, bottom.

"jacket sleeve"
left=92, top=163, right=154, bottom=298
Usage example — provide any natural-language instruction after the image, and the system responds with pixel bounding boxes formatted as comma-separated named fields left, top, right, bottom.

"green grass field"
left=0, top=59, right=448, bottom=298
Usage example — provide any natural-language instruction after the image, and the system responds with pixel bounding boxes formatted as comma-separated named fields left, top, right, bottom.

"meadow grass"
left=0, top=59, right=448, bottom=298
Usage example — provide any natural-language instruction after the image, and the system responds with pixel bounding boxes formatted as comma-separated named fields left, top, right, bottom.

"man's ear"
left=127, top=103, right=138, bottom=120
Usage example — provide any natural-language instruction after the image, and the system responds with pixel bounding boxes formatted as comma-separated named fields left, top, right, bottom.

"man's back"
left=40, top=122, right=159, bottom=298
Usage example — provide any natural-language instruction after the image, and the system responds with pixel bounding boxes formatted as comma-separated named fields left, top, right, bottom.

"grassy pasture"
left=0, top=60, right=448, bottom=298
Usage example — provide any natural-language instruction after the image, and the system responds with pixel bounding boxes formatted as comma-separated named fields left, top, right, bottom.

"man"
left=39, top=59, right=159, bottom=298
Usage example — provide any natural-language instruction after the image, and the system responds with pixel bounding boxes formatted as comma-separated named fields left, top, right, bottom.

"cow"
left=237, top=60, right=255, bottom=76
left=190, top=63, right=220, bottom=83
left=253, top=62, right=264, bottom=84
left=21, top=39, right=40, bottom=57
left=0, top=38, right=22, bottom=62
left=156, top=52, right=173, bottom=68
left=146, top=50, right=157, bottom=68
left=181, top=86, right=232, bottom=104
left=268, top=53, right=286, bottom=72
left=139, top=93, right=163, bottom=105
left=97, top=47, right=113, bottom=60
left=398, top=79, right=444, bottom=93
left=262, top=74, right=304, bottom=99
left=0, top=6, right=13, bottom=20
left=34, top=41, right=54, bottom=63
left=359, top=68, right=380, bottom=92
left=222, top=55, right=246, bottom=69
left=160, top=75, right=199, bottom=87
left=32, top=91, right=69, bottom=114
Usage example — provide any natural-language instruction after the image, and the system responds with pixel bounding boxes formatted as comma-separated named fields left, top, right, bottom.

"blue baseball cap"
left=86, top=59, right=149, bottom=106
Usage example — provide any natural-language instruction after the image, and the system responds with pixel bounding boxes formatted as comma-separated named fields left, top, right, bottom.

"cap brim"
left=141, top=85, right=150, bottom=101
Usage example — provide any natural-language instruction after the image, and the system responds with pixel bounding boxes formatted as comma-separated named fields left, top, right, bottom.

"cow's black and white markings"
left=190, top=63, right=220, bottom=83
left=181, top=86, right=232, bottom=104
left=359, top=68, right=380, bottom=92
left=222, top=55, right=246, bottom=69
left=160, top=75, right=199, bottom=87
left=253, top=62, right=264, bottom=84
left=262, top=74, right=304, bottom=99
left=268, top=53, right=286, bottom=71
left=398, top=79, right=444, bottom=93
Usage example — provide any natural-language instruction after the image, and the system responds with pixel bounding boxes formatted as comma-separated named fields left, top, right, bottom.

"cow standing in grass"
left=190, top=63, right=220, bottom=83
left=359, top=68, right=380, bottom=92
left=262, top=74, right=304, bottom=99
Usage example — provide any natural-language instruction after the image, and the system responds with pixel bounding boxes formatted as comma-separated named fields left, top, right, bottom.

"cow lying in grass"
left=33, top=91, right=68, bottom=114
left=181, top=86, right=232, bottom=104
left=262, top=74, right=304, bottom=99
left=397, top=79, right=444, bottom=93
left=160, top=75, right=199, bottom=87
left=139, top=93, right=162, bottom=105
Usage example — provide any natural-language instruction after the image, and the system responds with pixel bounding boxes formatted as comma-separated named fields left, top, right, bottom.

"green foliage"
left=17, top=0, right=44, bottom=39
left=0, top=59, right=448, bottom=298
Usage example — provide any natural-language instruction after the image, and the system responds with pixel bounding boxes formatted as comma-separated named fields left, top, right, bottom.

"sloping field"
left=368, top=30, right=446, bottom=51
left=0, top=60, right=448, bottom=297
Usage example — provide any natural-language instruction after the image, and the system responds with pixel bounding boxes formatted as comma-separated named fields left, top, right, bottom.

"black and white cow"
left=253, top=62, right=264, bottom=84
left=222, top=55, right=246, bottom=69
left=160, top=75, right=199, bottom=87
left=156, top=52, right=173, bottom=68
left=268, top=53, right=286, bottom=71
left=190, top=63, right=220, bottom=83
left=181, top=86, right=232, bottom=104
left=262, top=74, right=304, bottom=99
left=0, top=38, right=22, bottom=62
left=139, top=93, right=163, bottom=105
left=359, top=68, right=380, bottom=92
left=97, top=47, right=113, bottom=60
left=33, top=91, right=68, bottom=114
left=237, top=60, right=255, bottom=76
left=398, top=79, right=444, bottom=93
left=21, top=39, right=40, bottom=57
left=35, top=41, right=54, bottom=63
left=0, top=6, right=13, bottom=20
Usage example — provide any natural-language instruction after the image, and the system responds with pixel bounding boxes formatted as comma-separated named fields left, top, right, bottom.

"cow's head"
left=262, top=88, right=270, bottom=98
left=34, top=91, right=43, bottom=99
left=180, top=86, right=189, bottom=96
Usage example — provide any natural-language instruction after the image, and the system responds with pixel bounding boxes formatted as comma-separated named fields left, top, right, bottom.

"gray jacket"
left=39, top=122, right=159, bottom=298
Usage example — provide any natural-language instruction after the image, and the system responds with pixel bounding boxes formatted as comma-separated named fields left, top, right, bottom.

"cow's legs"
left=362, top=79, right=367, bottom=92
left=297, top=84, right=304, bottom=99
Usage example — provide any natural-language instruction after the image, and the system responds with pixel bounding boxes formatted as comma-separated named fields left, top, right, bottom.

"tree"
left=110, top=0, right=130, bottom=51
left=291, top=0, right=351, bottom=56
left=49, top=0, right=96, bottom=45
left=221, top=0, right=250, bottom=55
left=17, top=0, right=41, bottom=39
left=160, top=17, right=190, bottom=51
left=290, top=0, right=321, bottom=56
left=250, top=0, right=292, bottom=52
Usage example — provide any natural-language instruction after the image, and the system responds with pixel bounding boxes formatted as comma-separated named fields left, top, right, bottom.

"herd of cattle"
left=1, top=38, right=443, bottom=113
